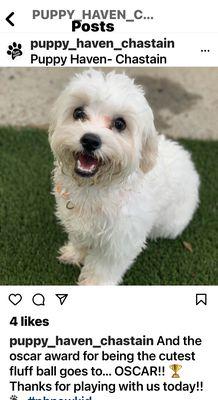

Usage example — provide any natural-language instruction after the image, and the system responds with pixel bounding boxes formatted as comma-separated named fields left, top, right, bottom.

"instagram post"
left=0, top=0, right=217, bottom=399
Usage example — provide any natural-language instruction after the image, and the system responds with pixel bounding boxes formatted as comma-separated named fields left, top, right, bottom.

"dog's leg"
left=78, top=238, right=145, bottom=285
left=78, top=253, right=135, bottom=285
left=58, top=242, right=87, bottom=267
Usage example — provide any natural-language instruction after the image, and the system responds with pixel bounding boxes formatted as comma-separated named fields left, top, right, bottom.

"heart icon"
left=9, top=293, right=22, bottom=305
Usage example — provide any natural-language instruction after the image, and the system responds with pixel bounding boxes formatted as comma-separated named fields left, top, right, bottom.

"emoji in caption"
left=170, top=364, right=182, bottom=378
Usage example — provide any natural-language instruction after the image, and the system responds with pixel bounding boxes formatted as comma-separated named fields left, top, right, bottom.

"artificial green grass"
left=0, top=127, right=217, bottom=285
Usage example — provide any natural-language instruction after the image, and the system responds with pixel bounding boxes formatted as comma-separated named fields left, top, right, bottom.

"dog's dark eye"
left=114, top=117, right=126, bottom=132
left=73, top=107, right=86, bottom=120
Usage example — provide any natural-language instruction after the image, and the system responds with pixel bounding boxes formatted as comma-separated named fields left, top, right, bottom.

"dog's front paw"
left=78, top=277, right=100, bottom=286
left=58, top=243, right=85, bottom=267
left=78, top=270, right=117, bottom=286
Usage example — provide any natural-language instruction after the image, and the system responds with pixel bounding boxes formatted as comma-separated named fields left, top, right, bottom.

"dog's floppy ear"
left=139, top=116, right=158, bottom=173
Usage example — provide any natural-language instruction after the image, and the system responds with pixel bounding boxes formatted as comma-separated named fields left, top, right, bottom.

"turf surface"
left=0, top=127, right=217, bottom=285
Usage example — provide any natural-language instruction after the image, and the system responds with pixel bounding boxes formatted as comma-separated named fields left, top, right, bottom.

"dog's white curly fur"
left=49, top=70, right=200, bottom=285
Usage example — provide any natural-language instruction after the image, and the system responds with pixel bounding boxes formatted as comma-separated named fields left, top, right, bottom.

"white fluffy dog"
left=49, top=70, right=200, bottom=285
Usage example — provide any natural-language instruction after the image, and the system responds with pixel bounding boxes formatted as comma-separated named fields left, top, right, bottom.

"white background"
left=0, top=0, right=218, bottom=66
left=0, top=286, right=217, bottom=399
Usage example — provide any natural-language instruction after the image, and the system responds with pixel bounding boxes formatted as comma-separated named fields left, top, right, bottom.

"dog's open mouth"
left=74, top=153, right=100, bottom=177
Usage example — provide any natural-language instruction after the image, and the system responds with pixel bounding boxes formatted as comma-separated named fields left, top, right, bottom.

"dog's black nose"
left=80, top=133, right=102, bottom=152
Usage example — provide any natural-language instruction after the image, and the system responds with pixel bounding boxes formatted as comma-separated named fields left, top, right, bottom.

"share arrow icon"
left=56, top=294, right=68, bottom=305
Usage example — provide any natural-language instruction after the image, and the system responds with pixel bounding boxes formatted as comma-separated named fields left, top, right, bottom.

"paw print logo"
left=10, top=396, right=18, bottom=400
left=7, top=42, right=23, bottom=60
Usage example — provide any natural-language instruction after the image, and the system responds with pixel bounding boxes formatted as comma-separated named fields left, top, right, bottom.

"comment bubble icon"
left=32, top=293, right=45, bottom=306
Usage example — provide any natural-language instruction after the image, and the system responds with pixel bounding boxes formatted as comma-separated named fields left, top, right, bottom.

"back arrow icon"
left=6, top=12, right=15, bottom=27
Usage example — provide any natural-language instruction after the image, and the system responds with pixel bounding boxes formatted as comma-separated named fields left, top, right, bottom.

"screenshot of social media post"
left=0, top=0, right=217, bottom=399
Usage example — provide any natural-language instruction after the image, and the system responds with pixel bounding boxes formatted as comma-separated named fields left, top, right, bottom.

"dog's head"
left=49, top=70, right=158, bottom=185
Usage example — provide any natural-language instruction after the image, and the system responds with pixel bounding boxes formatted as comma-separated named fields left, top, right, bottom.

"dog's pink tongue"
left=78, top=153, right=98, bottom=169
